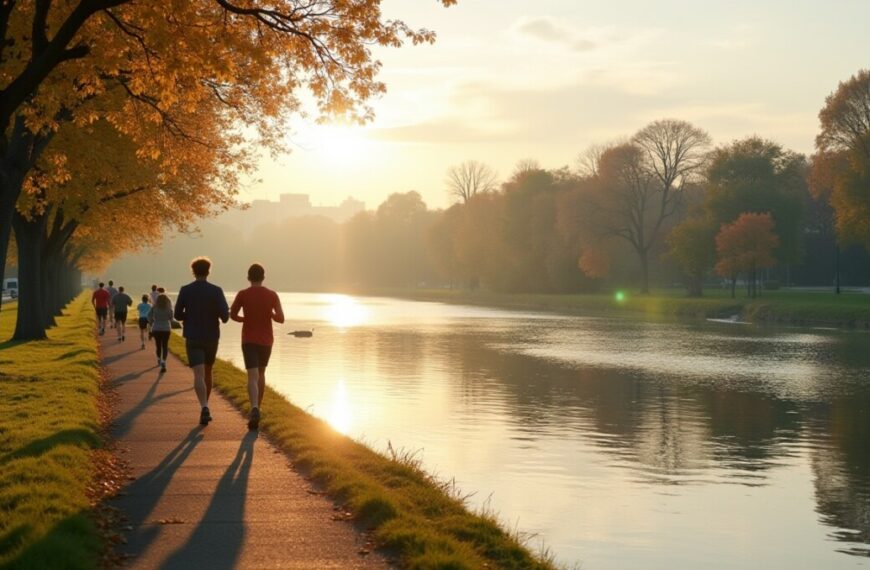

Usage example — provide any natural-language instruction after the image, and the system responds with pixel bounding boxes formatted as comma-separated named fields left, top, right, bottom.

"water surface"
left=215, top=293, right=870, bottom=569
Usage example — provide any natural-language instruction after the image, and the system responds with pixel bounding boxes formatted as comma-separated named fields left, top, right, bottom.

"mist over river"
left=212, top=293, right=870, bottom=569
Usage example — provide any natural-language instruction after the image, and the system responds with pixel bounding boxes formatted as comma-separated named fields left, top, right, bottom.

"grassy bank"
left=374, top=287, right=870, bottom=328
left=168, top=334, right=554, bottom=570
left=0, top=295, right=103, bottom=569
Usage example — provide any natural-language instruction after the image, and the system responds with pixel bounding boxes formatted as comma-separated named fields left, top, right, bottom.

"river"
left=213, top=292, right=870, bottom=569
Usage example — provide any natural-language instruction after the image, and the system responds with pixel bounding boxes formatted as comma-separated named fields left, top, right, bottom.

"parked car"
left=3, top=278, right=18, bottom=299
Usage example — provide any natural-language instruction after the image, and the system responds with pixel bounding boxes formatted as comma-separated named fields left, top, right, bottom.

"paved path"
left=101, top=328, right=389, bottom=569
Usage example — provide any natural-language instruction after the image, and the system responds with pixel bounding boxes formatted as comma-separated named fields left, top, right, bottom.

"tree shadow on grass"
left=0, top=512, right=100, bottom=569
left=159, top=431, right=256, bottom=570
left=0, top=339, right=26, bottom=352
left=1, top=428, right=100, bottom=463
left=53, top=347, right=92, bottom=361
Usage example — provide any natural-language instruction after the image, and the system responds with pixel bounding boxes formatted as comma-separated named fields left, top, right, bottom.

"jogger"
left=149, top=293, right=173, bottom=373
left=137, top=295, right=151, bottom=349
left=230, top=263, right=284, bottom=430
left=91, top=283, right=110, bottom=335
left=174, top=257, right=229, bottom=425
left=111, top=286, right=133, bottom=341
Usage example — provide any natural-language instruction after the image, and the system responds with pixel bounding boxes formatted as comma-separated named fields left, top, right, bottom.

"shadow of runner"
left=159, top=431, right=257, bottom=570
left=116, top=427, right=204, bottom=558
left=113, top=370, right=191, bottom=438
left=103, top=348, right=144, bottom=366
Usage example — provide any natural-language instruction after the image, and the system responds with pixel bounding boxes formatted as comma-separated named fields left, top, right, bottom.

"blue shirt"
left=137, top=303, right=151, bottom=319
left=174, top=280, right=229, bottom=342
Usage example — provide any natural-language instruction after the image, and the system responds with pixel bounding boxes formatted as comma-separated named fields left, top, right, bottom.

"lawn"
left=0, top=296, right=104, bottom=569
left=376, top=287, right=870, bottom=327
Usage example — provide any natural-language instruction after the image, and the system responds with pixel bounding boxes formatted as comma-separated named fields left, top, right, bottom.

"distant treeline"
left=111, top=70, right=870, bottom=297
left=108, top=166, right=870, bottom=296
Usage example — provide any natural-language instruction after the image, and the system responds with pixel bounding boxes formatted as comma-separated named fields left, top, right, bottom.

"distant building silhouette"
left=221, top=193, right=365, bottom=230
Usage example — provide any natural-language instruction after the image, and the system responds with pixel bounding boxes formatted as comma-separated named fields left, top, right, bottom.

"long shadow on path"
left=115, top=428, right=204, bottom=558
left=113, top=369, right=191, bottom=438
left=159, top=431, right=257, bottom=570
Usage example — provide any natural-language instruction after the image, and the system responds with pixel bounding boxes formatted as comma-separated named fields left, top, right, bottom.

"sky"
left=246, top=0, right=870, bottom=211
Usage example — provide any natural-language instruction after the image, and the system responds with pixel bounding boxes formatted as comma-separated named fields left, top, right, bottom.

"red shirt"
left=230, top=287, right=280, bottom=346
left=92, top=288, right=110, bottom=309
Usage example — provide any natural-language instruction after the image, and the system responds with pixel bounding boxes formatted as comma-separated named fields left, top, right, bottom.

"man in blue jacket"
left=174, top=257, right=229, bottom=425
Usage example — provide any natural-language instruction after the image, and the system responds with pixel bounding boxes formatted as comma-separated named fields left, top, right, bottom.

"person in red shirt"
left=230, top=263, right=284, bottom=430
left=91, top=282, right=111, bottom=336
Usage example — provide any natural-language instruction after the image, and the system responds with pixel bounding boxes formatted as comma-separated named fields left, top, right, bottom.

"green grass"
left=168, top=334, right=556, bottom=570
left=0, top=296, right=103, bottom=569
left=376, top=287, right=870, bottom=327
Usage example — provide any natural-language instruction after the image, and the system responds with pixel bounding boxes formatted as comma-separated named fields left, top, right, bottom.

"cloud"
left=708, top=24, right=756, bottom=51
left=513, top=16, right=601, bottom=53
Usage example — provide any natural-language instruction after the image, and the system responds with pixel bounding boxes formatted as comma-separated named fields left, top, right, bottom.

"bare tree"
left=585, top=120, right=710, bottom=293
left=633, top=119, right=712, bottom=196
left=446, top=160, right=498, bottom=203
left=576, top=143, right=609, bottom=178
left=512, top=158, right=541, bottom=177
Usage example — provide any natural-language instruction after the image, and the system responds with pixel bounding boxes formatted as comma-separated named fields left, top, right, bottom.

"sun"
left=304, top=123, right=372, bottom=168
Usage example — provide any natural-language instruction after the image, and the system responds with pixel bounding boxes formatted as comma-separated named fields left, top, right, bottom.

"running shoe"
left=160, top=363, right=167, bottom=373
left=199, top=407, right=212, bottom=425
left=141, top=342, right=145, bottom=350
left=247, top=407, right=260, bottom=430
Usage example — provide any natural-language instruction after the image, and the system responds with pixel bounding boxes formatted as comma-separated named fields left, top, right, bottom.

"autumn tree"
left=446, top=160, right=497, bottom=204
left=704, top=137, right=806, bottom=267
left=715, top=213, right=779, bottom=298
left=814, top=69, right=870, bottom=248
left=0, top=1, right=455, bottom=338
left=578, top=120, right=709, bottom=293
left=668, top=217, right=717, bottom=297
left=11, top=85, right=240, bottom=338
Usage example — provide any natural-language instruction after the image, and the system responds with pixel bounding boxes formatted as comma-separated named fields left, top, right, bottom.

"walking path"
left=101, top=330, right=389, bottom=569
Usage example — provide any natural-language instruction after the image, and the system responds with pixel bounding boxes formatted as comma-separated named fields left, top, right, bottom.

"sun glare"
left=328, top=379, right=353, bottom=434
left=303, top=124, right=372, bottom=168
left=323, top=294, right=368, bottom=328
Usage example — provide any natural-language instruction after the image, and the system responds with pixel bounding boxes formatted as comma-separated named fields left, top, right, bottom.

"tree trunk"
left=687, top=271, right=702, bottom=297
left=639, top=249, right=650, bottom=294
left=12, top=212, right=48, bottom=340
left=730, top=276, right=736, bottom=299
left=0, top=205, right=10, bottom=313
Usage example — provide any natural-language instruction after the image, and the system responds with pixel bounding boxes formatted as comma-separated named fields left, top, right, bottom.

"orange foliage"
left=714, top=213, right=779, bottom=278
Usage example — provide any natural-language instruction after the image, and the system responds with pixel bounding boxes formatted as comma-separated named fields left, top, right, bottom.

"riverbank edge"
left=166, top=335, right=555, bottom=570
left=0, top=294, right=122, bottom=569
left=363, top=288, right=870, bottom=329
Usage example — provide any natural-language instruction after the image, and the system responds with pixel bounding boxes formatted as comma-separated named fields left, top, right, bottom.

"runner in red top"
left=230, top=263, right=284, bottom=430
left=91, top=282, right=111, bottom=336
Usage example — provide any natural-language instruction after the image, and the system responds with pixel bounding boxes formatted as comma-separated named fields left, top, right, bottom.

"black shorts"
left=242, top=343, right=272, bottom=370
left=186, top=339, right=219, bottom=367
left=95, top=307, right=108, bottom=318
left=115, top=311, right=128, bottom=324
left=138, top=318, right=149, bottom=330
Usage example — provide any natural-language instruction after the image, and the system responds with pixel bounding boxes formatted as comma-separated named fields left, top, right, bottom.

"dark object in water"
left=289, top=329, right=314, bottom=338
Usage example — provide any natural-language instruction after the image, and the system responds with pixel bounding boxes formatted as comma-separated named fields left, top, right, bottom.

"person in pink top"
left=230, top=263, right=284, bottom=430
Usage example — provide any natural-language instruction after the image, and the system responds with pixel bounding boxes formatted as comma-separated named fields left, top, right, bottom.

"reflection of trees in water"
left=431, top=326, right=808, bottom=480
left=808, top=399, right=870, bottom=557
left=633, top=388, right=711, bottom=477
